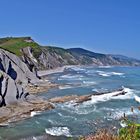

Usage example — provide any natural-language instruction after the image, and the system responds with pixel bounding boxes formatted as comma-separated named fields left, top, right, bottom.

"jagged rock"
left=0, top=99, right=55, bottom=124
left=0, top=49, right=40, bottom=107
left=0, top=48, right=39, bottom=85
left=0, top=95, right=2, bottom=105
left=37, top=47, right=78, bottom=70
left=0, top=70, right=27, bottom=106
left=21, top=47, right=38, bottom=70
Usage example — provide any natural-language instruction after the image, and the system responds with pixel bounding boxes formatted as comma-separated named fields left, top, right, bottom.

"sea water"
left=0, top=66, right=140, bottom=140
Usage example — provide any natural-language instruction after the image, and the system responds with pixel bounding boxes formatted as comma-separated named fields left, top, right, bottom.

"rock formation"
left=0, top=49, right=39, bottom=107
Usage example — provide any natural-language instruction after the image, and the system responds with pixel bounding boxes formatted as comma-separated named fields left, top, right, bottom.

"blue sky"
left=0, top=0, right=140, bottom=59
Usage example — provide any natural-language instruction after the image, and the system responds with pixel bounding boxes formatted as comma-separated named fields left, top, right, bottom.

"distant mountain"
left=0, top=37, right=140, bottom=72
left=110, top=54, right=139, bottom=61
left=110, top=54, right=140, bottom=66
left=68, top=48, right=140, bottom=66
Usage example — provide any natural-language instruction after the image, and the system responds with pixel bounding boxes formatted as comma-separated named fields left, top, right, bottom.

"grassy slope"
left=0, top=37, right=77, bottom=66
left=0, top=37, right=41, bottom=57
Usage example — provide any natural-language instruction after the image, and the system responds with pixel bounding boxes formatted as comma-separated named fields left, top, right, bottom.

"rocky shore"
left=0, top=46, right=135, bottom=129
left=26, top=82, right=58, bottom=94
left=0, top=97, right=54, bottom=125
left=0, top=78, right=128, bottom=125
left=0, top=48, right=56, bottom=125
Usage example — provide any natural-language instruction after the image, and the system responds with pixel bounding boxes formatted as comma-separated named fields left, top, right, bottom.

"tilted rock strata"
left=0, top=49, right=39, bottom=107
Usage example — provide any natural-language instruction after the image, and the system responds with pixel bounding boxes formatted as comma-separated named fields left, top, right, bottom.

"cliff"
left=0, top=37, right=140, bottom=72
left=0, top=48, right=39, bottom=107
left=0, top=36, right=140, bottom=106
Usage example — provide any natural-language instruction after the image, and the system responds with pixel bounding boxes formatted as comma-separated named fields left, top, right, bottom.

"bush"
left=81, top=119, right=140, bottom=140
left=119, top=119, right=140, bottom=140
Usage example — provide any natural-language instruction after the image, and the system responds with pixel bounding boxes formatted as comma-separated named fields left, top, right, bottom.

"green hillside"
left=0, top=37, right=41, bottom=57
left=0, top=36, right=140, bottom=67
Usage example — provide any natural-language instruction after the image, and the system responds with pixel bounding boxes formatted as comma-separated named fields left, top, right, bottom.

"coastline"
left=27, top=65, right=74, bottom=94
left=37, top=65, right=75, bottom=77
left=0, top=65, right=75, bottom=125
left=1, top=65, right=139, bottom=139
left=0, top=67, right=65, bottom=125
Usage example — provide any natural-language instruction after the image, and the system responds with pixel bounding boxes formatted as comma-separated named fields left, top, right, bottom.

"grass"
left=0, top=37, right=41, bottom=57
left=44, top=46, right=68, bottom=56
left=119, top=119, right=140, bottom=140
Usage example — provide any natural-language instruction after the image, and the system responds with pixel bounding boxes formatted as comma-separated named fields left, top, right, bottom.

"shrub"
left=119, top=119, right=140, bottom=140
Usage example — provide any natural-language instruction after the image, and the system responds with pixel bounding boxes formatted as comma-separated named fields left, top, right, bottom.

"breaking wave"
left=58, top=74, right=84, bottom=80
left=107, top=108, right=140, bottom=120
left=84, top=87, right=134, bottom=105
left=83, top=81, right=96, bottom=85
left=45, top=127, right=72, bottom=137
left=134, top=95, right=140, bottom=103
left=70, top=67, right=86, bottom=72
left=58, top=112, right=77, bottom=120
left=57, top=102, right=97, bottom=115
left=97, top=71, right=124, bottom=77
left=30, top=111, right=41, bottom=117
left=98, top=66, right=112, bottom=68
left=59, top=85, right=74, bottom=89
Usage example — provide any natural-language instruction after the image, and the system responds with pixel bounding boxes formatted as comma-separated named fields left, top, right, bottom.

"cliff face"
left=0, top=49, right=38, bottom=84
left=20, top=45, right=140, bottom=71
left=68, top=48, right=140, bottom=66
left=0, top=37, right=140, bottom=72
left=0, top=49, right=39, bottom=107
left=0, top=36, right=140, bottom=107
left=38, top=47, right=78, bottom=69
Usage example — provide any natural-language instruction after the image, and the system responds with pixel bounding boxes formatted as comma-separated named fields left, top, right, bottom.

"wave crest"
left=97, top=70, right=124, bottom=77
left=45, top=127, right=72, bottom=137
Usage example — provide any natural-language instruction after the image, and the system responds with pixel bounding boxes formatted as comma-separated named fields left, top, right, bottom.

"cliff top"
left=0, top=37, right=41, bottom=57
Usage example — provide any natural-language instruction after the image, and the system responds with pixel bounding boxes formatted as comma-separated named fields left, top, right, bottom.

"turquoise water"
left=0, top=66, right=140, bottom=140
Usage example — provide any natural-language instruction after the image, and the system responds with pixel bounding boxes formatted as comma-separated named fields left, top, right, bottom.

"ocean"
left=0, top=66, right=140, bottom=140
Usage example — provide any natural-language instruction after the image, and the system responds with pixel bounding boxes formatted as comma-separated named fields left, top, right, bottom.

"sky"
left=0, top=0, right=140, bottom=59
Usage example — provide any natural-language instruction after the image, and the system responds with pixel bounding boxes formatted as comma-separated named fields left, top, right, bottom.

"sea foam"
left=134, top=95, right=140, bottom=103
left=84, top=87, right=134, bottom=105
left=30, top=111, right=41, bottom=117
left=59, top=85, right=74, bottom=89
left=98, top=66, right=112, bottom=68
left=97, top=70, right=124, bottom=77
left=45, top=127, right=72, bottom=137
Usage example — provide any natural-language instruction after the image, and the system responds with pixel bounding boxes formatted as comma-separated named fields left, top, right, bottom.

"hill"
left=0, top=37, right=140, bottom=72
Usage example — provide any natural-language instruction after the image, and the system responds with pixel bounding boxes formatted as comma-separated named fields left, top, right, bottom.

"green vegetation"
left=0, top=37, right=41, bottom=57
left=79, top=119, right=140, bottom=140
left=119, top=119, right=140, bottom=140
left=45, top=46, right=68, bottom=56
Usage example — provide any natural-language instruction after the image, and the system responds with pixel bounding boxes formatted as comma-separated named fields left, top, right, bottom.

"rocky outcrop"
left=49, top=88, right=128, bottom=104
left=0, top=97, right=54, bottom=124
left=0, top=49, right=39, bottom=107
left=0, top=70, right=25, bottom=106
left=21, top=46, right=140, bottom=71
left=1, top=37, right=140, bottom=72
left=0, top=49, right=39, bottom=85
left=38, top=47, right=78, bottom=70
left=0, top=88, right=128, bottom=124
left=21, top=47, right=39, bottom=77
